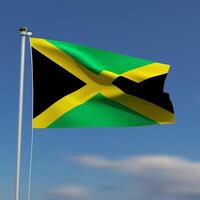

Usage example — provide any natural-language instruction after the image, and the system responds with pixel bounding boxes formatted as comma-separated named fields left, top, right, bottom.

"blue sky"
left=0, top=0, right=200, bottom=200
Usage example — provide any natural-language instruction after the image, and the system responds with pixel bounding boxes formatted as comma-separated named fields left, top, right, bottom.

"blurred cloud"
left=72, top=155, right=200, bottom=199
left=49, top=185, right=91, bottom=200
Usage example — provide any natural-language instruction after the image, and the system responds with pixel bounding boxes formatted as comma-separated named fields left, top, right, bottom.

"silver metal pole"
left=27, top=36, right=34, bottom=200
left=15, top=27, right=31, bottom=200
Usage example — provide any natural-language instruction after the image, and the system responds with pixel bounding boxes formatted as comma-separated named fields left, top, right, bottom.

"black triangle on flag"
left=32, top=48, right=86, bottom=117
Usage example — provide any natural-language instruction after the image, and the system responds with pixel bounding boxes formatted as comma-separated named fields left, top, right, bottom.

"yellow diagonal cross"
left=31, top=38, right=174, bottom=128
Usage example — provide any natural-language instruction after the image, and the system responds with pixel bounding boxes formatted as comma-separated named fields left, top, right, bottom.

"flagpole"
left=15, top=27, right=32, bottom=200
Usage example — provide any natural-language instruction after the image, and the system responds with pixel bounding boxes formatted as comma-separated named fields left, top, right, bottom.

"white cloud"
left=72, top=155, right=112, bottom=168
left=72, top=155, right=200, bottom=198
left=51, top=185, right=91, bottom=199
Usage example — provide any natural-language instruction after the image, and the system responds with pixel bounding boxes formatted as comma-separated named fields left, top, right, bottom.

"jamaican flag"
left=30, top=38, right=174, bottom=128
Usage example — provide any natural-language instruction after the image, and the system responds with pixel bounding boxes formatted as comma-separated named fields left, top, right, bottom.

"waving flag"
left=30, top=38, right=174, bottom=128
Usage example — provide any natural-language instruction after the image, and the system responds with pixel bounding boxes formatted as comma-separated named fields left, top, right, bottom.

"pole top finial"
left=19, top=27, right=29, bottom=32
left=19, top=27, right=32, bottom=36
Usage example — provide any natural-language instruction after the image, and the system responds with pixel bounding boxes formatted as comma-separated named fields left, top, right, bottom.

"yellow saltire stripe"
left=122, top=63, right=170, bottom=83
left=33, top=86, right=97, bottom=128
left=31, top=38, right=97, bottom=84
left=31, top=38, right=173, bottom=128
left=101, top=87, right=175, bottom=124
